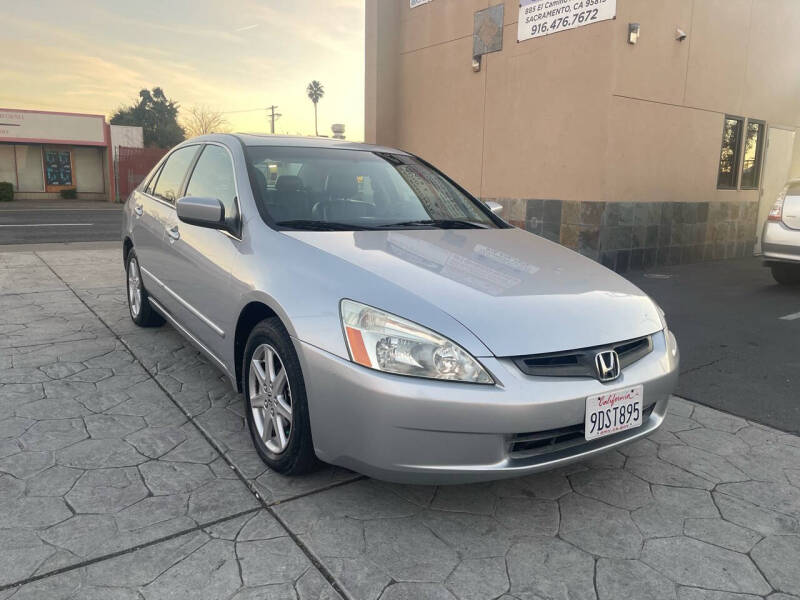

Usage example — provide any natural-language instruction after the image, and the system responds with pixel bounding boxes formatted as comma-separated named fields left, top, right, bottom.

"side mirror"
left=485, top=201, right=503, bottom=216
left=176, top=197, right=225, bottom=229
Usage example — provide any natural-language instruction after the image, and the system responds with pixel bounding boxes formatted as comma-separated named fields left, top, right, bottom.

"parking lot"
left=630, top=257, right=800, bottom=434
left=1, top=246, right=799, bottom=599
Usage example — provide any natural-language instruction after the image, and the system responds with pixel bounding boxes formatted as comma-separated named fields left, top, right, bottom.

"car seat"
left=312, top=172, right=375, bottom=221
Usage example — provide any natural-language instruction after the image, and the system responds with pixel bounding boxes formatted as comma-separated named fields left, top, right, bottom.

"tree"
left=306, top=80, right=325, bottom=137
left=111, top=87, right=185, bottom=148
left=182, top=105, right=230, bottom=138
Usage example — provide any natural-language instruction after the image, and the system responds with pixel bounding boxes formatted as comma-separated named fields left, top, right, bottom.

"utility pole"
left=267, top=105, right=281, bottom=134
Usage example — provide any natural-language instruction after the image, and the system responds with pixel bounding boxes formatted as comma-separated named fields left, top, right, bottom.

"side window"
left=185, top=145, right=239, bottom=228
left=144, top=164, right=163, bottom=196
left=153, top=146, right=199, bottom=204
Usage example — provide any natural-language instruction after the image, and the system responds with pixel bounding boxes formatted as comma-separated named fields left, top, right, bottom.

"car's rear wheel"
left=770, top=263, right=800, bottom=285
left=126, top=249, right=164, bottom=327
left=243, top=318, right=317, bottom=475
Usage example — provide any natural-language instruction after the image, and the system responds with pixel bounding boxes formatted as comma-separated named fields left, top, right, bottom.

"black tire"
left=126, top=249, right=164, bottom=327
left=770, top=263, right=800, bottom=286
left=243, top=317, right=317, bottom=475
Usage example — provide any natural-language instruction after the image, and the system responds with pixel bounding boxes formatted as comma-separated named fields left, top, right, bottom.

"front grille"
left=511, top=335, right=653, bottom=380
left=509, top=404, right=655, bottom=458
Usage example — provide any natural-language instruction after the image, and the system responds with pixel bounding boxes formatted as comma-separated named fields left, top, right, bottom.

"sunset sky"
left=2, top=0, right=365, bottom=140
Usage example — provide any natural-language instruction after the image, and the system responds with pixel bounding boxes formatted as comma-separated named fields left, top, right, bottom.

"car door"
left=140, top=145, right=201, bottom=312
left=161, top=143, right=241, bottom=360
left=129, top=162, right=166, bottom=283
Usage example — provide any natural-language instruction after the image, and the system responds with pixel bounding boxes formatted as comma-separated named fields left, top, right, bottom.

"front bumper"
left=762, top=221, right=800, bottom=264
left=295, top=330, right=679, bottom=484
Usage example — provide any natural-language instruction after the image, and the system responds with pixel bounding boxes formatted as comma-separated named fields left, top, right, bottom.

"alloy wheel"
left=248, top=343, right=293, bottom=454
left=127, top=257, right=142, bottom=318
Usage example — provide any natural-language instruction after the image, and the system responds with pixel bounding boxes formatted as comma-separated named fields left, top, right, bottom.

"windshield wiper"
left=377, top=219, right=489, bottom=229
left=275, top=220, right=376, bottom=231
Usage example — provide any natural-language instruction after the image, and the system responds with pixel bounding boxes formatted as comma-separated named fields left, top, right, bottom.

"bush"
left=60, top=188, right=77, bottom=199
left=0, top=182, right=13, bottom=202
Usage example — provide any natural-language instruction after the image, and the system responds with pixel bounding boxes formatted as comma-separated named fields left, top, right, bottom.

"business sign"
left=518, top=0, right=616, bottom=42
left=0, top=109, right=106, bottom=145
left=410, top=0, right=431, bottom=7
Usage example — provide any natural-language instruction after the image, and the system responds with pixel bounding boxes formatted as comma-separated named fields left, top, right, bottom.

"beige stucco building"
left=366, top=0, right=800, bottom=271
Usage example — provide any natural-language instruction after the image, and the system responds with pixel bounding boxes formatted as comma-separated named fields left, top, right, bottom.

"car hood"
left=284, top=228, right=663, bottom=357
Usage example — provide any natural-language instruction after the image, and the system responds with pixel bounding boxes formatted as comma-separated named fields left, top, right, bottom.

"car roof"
left=189, top=133, right=410, bottom=155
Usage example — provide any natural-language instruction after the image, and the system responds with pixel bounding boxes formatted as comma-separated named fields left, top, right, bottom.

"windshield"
left=245, top=146, right=501, bottom=230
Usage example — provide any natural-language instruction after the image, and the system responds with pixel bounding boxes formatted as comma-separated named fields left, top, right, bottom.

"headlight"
left=652, top=302, right=678, bottom=356
left=340, top=299, right=494, bottom=384
left=653, top=301, right=668, bottom=330
left=667, top=328, right=679, bottom=358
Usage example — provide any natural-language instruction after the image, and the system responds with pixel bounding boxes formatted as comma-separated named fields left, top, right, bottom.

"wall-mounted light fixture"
left=627, top=23, right=640, bottom=44
left=675, top=28, right=687, bottom=41
left=472, top=56, right=482, bottom=72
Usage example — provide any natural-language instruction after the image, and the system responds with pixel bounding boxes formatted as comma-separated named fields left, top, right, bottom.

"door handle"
left=134, top=204, right=143, bottom=217
left=167, top=225, right=180, bottom=242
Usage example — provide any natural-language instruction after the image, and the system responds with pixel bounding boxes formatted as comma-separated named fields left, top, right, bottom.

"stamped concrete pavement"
left=0, top=250, right=340, bottom=598
left=1, top=247, right=799, bottom=599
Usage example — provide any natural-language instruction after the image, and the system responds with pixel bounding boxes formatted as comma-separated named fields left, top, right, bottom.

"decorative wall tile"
left=578, top=227, right=601, bottom=259
left=486, top=197, right=759, bottom=274
left=560, top=224, right=579, bottom=250
left=562, top=202, right=581, bottom=225
left=543, top=200, right=562, bottom=224
left=580, top=202, right=605, bottom=226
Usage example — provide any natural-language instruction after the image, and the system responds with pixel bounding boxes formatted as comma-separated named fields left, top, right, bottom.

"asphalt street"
left=629, top=256, right=800, bottom=434
left=0, top=202, right=122, bottom=244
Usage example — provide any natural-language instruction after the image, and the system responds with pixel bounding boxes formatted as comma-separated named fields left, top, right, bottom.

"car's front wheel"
left=126, top=249, right=164, bottom=327
left=770, top=263, right=800, bottom=285
left=243, top=318, right=317, bottom=475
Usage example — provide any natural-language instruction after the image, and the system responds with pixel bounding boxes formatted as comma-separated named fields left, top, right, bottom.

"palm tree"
left=306, top=80, right=325, bottom=136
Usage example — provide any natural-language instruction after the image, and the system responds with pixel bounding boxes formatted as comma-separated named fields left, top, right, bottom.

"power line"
left=220, top=107, right=266, bottom=114
left=221, top=105, right=282, bottom=134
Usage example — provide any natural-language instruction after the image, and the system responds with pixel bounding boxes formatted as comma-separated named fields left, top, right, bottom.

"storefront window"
left=0, top=145, right=15, bottom=189
left=15, top=144, right=44, bottom=192
left=44, top=149, right=73, bottom=188
left=73, top=147, right=105, bottom=193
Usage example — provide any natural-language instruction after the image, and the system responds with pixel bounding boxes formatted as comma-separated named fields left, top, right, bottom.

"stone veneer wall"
left=490, top=199, right=759, bottom=273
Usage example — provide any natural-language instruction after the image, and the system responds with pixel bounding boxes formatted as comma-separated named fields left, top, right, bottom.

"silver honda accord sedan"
left=122, top=134, right=679, bottom=484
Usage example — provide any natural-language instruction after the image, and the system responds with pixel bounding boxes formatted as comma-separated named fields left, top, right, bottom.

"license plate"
left=584, top=385, right=643, bottom=441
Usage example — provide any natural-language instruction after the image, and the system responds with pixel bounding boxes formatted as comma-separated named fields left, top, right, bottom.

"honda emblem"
left=595, top=350, right=620, bottom=382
